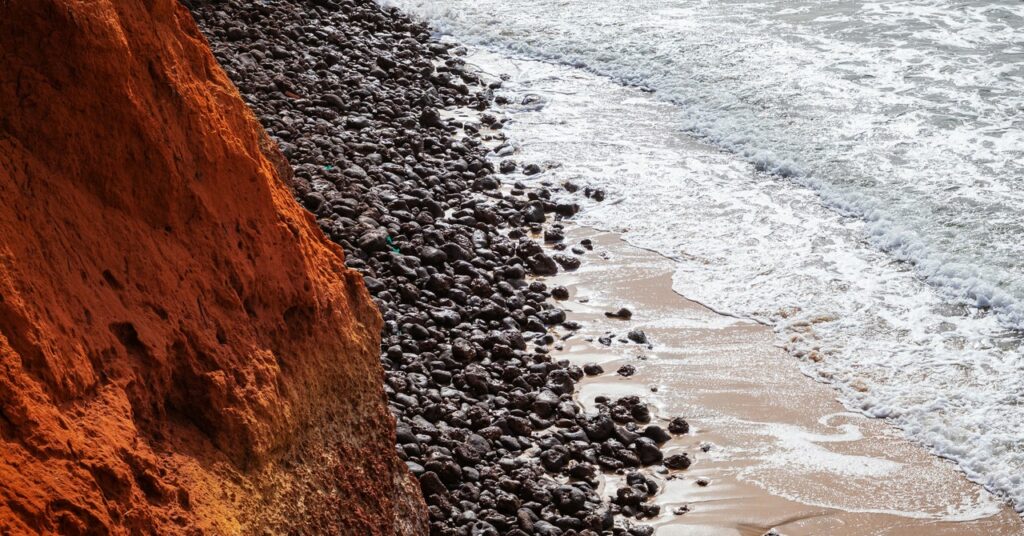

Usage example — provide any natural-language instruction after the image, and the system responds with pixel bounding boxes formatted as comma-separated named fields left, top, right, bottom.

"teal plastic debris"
left=385, top=235, right=400, bottom=253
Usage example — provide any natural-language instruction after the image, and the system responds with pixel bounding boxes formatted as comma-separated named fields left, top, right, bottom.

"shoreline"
left=461, top=39, right=1024, bottom=532
left=6, top=0, right=1020, bottom=533
left=190, top=1, right=673, bottom=532
left=449, top=30, right=1024, bottom=517
left=541, top=226, right=1023, bottom=534
left=188, top=0, right=1024, bottom=533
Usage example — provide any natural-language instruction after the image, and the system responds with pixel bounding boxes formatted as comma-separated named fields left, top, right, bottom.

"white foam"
left=383, top=0, right=1024, bottom=515
left=387, top=0, right=1024, bottom=328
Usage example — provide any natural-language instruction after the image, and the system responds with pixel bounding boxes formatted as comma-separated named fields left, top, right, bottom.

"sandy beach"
left=545, top=227, right=1024, bottom=535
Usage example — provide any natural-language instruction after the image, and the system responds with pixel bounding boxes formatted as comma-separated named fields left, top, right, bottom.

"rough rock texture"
left=0, top=1, right=425, bottom=534
left=189, top=1, right=674, bottom=534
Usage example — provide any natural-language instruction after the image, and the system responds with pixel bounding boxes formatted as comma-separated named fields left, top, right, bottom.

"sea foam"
left=385, top=0, right=1024, bottom=514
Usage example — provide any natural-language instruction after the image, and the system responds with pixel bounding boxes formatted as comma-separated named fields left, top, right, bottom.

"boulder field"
left=0, top=1, right=424, bottom=534
left=188, top=1, right=675, bottom=534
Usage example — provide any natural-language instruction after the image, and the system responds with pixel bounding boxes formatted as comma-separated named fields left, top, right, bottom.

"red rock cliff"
left=0, top=1, right=425, bottom=534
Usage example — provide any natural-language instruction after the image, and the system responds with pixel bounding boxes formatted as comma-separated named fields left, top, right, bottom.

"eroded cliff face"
left=0, top=1, right=425, bottom=534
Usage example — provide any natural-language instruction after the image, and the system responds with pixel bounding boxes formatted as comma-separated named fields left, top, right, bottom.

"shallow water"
left=384, top=0, right=1024, bottom=513
left=553, top=229, right=1022, bottom=532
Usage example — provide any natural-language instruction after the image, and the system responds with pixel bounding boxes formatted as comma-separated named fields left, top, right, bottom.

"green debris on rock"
left=385, top=235, right=400, bottom=253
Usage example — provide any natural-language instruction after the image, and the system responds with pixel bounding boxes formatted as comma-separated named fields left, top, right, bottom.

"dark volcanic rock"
left=605, top=307, right=633, bottom=320
left=664, top=453, right=692, bottom=470
left=189, top=0, right=660, bottom=531
left=668, top=417, right=690, bottom=435
left=553, top=253, right=581, bottom=271
left=522, top=200, right=546, bottom=223
left=642, top=425, right=671, bottom=444
left=627, top=329, right=648, bottom=344
left=528, top=253, right=559, bottom=276
left=634, top=438, right=663, bottom=466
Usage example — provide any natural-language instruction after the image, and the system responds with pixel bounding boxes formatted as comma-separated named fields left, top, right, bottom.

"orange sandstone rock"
left=0, top=1, right=426, bottom=534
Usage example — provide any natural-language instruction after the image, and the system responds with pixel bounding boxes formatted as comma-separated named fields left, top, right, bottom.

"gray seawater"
left=384, top=0, right=1024, bottom=512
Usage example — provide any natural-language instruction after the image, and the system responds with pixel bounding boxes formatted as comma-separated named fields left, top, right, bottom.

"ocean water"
left=384, top=0, right=1024, bottom=513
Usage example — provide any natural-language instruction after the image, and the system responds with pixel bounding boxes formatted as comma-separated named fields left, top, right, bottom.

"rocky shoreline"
left=188, top=1, right=688, bottom=533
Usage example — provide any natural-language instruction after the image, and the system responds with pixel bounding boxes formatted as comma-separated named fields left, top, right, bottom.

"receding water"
left=383, top=0, right=1024, bottom=513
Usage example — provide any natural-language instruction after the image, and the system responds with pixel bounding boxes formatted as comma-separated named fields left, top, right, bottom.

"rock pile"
left=189, top=0, right=692, bottom=533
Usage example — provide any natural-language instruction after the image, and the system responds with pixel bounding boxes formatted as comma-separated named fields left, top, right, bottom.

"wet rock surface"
left=189, top=0, right=691, bottom=533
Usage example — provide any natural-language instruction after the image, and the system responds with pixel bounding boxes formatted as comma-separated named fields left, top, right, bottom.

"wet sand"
left=545, top=227, right=1024, bottom=535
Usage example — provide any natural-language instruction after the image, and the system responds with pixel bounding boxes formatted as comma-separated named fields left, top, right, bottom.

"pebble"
left=189, top=0, right=666, bottom=531
left=605, top=307, right=633, bottom=320
left=627, top=329, right=648, bottom=344
left=664, top=453, right=692, bottom=470
left=642, top=425, right=671, bottom=444
left=668, top=417, right=690, bottom=435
